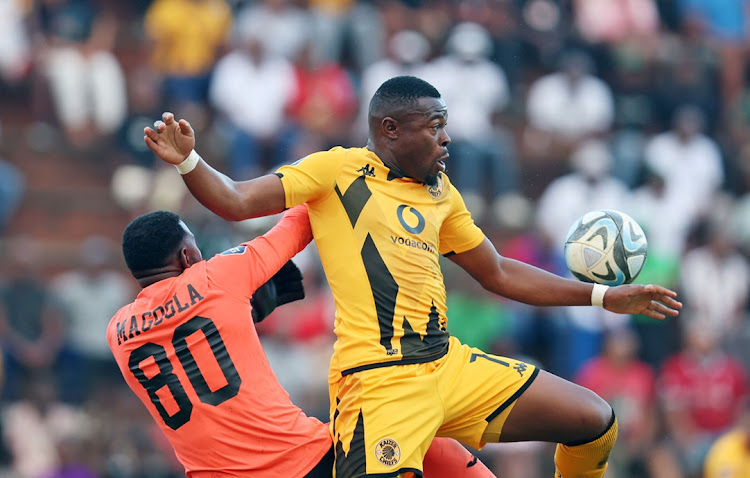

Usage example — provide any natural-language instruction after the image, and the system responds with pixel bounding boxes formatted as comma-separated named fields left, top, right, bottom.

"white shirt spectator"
left=629, top=174, right=693, bottom=255
left=680, top=241, right=750, bottom=336
left=536, top=141, right=629, bottom=248
left=526, top=72, right=614, bottom=140
left=429, top=22, right=510, bottom=142
left=644, top=131, right=724, bottom=225
left=210, top=47, right=297, bottom=139
left=234, top=0, right=311, bottom=60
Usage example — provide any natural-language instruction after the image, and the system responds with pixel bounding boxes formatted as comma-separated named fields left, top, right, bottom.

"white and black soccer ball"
left=564, top=209, right=648, bottom=286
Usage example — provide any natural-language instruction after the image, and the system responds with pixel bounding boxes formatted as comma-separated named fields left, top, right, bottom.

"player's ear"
left=381, top=117, right=399, bottom=140
left=178, top=248, right=192, bottom=270
left=179, top=247, right=201, bottom=269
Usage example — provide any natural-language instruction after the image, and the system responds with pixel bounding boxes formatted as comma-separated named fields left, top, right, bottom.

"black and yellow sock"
left=553, top=410, right=618, bottom=478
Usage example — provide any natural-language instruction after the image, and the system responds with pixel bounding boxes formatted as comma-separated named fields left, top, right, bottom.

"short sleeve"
left=439, top=185, right=485, bottom=256
left=206, top=205, right=312, bottom=301
left=275, top=149, right=343, bottom=208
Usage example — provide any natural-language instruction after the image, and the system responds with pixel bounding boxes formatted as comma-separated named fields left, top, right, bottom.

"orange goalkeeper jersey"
left=107, top=205, right=331, bottom=478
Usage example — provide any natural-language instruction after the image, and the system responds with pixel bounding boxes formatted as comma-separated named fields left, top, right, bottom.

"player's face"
left=395, top=97, right=450, bottom=187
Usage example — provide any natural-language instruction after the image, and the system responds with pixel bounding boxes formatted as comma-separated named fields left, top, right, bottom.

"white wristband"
left=175, top=149, right=200, bottom=175
left=591, top=284, right=609, bottom=307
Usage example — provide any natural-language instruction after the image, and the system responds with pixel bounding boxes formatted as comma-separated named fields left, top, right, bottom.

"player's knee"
left=576, top=390, right=614, bottom=444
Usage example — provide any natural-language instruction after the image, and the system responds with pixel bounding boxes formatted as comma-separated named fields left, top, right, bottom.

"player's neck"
left=366, top=140, right=403, bottom=177
left=136, top=267, right=184, bottom=288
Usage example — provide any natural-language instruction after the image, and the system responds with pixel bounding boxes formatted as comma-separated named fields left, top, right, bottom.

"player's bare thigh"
left=489, top=369, right=612, bottom=444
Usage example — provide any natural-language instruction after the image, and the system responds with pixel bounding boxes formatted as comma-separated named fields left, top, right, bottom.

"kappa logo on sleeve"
left=220, top=245, right=247, bottom=255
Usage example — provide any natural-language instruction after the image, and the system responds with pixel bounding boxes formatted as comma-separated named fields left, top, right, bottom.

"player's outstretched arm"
left=144, top=112, right=286, bottom=221
left=449, top=238, right=681, bottom=319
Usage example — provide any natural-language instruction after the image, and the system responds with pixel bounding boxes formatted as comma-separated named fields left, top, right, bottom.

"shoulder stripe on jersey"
left=361, top=233, right=397, bottom=352
left=334, top=176, right=372, bottom=227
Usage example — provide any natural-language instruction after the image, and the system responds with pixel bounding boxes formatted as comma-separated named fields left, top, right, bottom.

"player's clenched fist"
left=144, top=112, right=196, bottom=165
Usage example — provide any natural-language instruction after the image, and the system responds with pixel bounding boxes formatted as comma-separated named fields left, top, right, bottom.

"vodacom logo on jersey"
left=391, top=205, right=435, bottom=254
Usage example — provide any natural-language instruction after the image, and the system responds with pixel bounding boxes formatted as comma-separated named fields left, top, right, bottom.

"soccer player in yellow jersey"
left=144, top=76, right=682, bottom=478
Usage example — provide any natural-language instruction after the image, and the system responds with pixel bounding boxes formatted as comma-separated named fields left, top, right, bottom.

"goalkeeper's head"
left=121, top=210, right=202, bottom=287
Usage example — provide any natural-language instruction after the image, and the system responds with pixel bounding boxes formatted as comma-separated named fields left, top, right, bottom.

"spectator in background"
left=50, top=236, right=133, bottom=404
left=308, top=0, right=383, bottom=71
left=575, top=327, right=657, bottom=478
left=525, top=49, right=615, bottom=155
left=536, top=140, right=629, bottom=249
left=356, top=29, right=433, bottom=142
left=628, top=167, right=686, bottom=370
left=3, top=375, right=92, bottom=478
left=677, top=0, right=750, bottom=108
left=535, top=140, right=630, bottom=378
left=703, top=402, right=750, bottom=478
left=0, top=237, right=66, bottom=402
left=34, top=0, right=127, bottom=149
left=644, top=104, right=724, bottom=229
left=116, top=66, right=164, bottom=169
left=233, top=0, right=311, bottom=61
left=287, top=37, right=358, bottom=150
left=429, top=22, right=517, bottom=225
left=144, top=0, right=232, bottom=106
left=654, top=36, right=719, bottom=131
left=573, top=0, right=660, bottom=47
left=0, top=0, right=32, bottom=86
left=653, top=319, right=748, bottom=478
left=679, top=212, right=750, bottom=345
left=209, top=27, right=298, bottom=179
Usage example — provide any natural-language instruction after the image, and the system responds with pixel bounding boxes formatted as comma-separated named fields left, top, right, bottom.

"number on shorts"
left=469, top=352, right=510, bottom=367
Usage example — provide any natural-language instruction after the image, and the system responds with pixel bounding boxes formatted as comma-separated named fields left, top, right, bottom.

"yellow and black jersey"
left=276, top=147, right=485, bottom=381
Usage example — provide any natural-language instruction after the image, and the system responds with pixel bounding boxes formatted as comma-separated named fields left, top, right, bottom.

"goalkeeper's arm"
left=251, top=260, right=305, bottom=323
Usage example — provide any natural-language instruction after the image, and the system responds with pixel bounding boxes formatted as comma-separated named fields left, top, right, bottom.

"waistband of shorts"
left=340, top=344, right=449, bottom=377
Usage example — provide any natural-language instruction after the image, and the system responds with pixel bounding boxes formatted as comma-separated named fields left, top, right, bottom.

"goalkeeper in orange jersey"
left=107, top=204, right=495, bottom=477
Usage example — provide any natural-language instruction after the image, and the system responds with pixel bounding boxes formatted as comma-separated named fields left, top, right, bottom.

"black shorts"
left=304, top=445, right=334, bottom=478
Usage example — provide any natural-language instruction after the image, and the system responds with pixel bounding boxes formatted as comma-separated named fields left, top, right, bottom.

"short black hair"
left=368, top=76, right=441, bottom=120
left=122, top=210, right=186, bottom=275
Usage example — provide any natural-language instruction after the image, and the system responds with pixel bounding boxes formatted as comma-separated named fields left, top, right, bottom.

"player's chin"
left=424, top=172, right=440, bottom=187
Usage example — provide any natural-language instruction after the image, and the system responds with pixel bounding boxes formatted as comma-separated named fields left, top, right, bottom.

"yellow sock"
left=554, top=412, right=618, bottom=478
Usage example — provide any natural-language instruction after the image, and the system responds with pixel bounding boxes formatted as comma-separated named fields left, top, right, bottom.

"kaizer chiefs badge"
left=375, top=438, right=401, bottom=466
left=427, top=172, right=445, bottom=199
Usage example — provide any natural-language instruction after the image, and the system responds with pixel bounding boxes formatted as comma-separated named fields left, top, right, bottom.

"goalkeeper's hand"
left=251, top=260, right=305, bottom=323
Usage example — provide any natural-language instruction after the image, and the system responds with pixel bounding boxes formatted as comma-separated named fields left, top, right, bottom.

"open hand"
left=144, top=112, right=196, bottom=165
left=604, top=284, right=682, bottom=320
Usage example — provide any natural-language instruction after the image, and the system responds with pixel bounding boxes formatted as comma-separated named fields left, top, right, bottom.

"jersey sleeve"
left=275, top=149, right=342, bottom=208
left=206, top=205, right=313, bottom=301
left=439, top=184, right=485, bottom=256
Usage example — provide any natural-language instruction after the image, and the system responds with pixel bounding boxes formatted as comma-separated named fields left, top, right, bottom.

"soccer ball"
left=564, top=209, right=648, bottom=286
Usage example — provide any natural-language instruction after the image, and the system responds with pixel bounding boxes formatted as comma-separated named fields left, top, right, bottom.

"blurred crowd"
left=1, top=0, right=750, bottom=477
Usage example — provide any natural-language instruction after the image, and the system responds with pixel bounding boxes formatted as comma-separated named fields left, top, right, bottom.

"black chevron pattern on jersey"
left=334, top=175, right=372, bottom=228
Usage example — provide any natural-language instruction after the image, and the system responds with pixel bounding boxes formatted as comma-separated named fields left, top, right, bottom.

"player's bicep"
left=447, top=238, right=503, bottom=289
left=232, top=174, right=287, bottom=219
